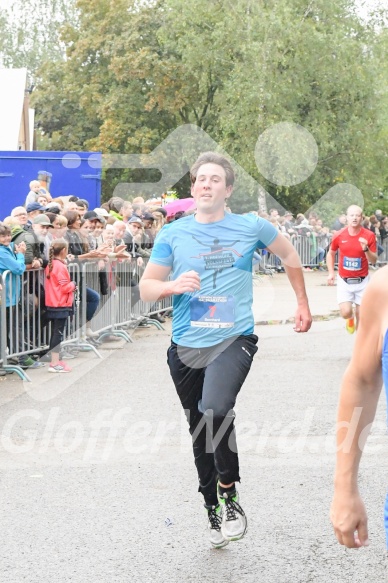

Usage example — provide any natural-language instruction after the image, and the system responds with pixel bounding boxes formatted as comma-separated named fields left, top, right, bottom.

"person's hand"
left=67, top=253, right=75, bottom=262
left=330, top=491, right=369, bottom=549
left=327, top=273, right=335, bottom=286
left=116, top=251, right=130, bottom=260
left=358, top=237, right=369, bottom=251
left=137, top=257, right=144, bottom=268
left=293, top=302, right=312, bottom=333
left=114, top=244, right=126, bottom=255
left=14, top=241, right=26, bottom=254
left=31, top=258, right=41, bottom=269
left=171, top=270, right=201, bottom=295
left=95, top=245, right=111, bottom=257
left=89, top=249, right=104, bottom=258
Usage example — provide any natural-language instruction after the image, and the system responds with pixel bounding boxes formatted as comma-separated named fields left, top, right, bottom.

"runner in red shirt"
left=327, top=205, right=377, bottom=333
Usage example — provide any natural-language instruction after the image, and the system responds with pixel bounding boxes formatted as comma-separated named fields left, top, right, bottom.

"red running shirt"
left=330, top=227, right=376, bottom=278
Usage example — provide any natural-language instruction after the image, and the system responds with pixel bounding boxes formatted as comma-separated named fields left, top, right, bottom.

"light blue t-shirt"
left=149, top=212, right=278, bottom=348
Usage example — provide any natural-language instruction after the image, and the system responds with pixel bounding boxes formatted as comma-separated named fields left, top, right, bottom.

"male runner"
left=327, top=205, right=376, bottom=333
left=139, top=152, right=312, bottom=548
left=331, top=266, right=388, bottom=549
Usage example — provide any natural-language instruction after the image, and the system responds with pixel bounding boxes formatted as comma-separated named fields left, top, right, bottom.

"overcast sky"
left=0, top=0, right=386, bottom=20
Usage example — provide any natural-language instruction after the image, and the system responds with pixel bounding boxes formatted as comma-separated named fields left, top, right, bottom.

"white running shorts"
left=337, top=275, right=370, bottom=306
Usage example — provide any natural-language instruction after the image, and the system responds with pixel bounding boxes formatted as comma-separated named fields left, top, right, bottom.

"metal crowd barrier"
left=377, top=236, right=388, bottom=265
left=261, top=233, right=387, bottom=269
left=261, top=234, right=331, bottom=269
left=0, top=259, right=173, bottom=380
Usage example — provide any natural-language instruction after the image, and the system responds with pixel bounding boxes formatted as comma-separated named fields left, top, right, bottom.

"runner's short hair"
left=190, top=152, right=235, bottom=187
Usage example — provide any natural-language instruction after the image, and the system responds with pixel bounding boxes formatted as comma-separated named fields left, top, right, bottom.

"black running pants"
left=167, top=333, right=258, bottom=506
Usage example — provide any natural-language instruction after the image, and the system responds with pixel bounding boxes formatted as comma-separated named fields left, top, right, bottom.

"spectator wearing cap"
left=90, top=214, right=106, bottom=248
left=25, top=180, right=42, bottom=207
left=123, top=216, right=150, bottom=259
left=32, top=215, right=55, bottom=263
left=11, top=214, right=51, bottom=270
left=142, top=212, right=156, bottom=248
left=83, top=211, right=102, bottom=250
left=44, top=202, right=61, bottom=215
left=25, top=202, right=46, bottom=231
left=93, top=207, right=110, bottom=218
left=11, top=214, right=54, bottom=346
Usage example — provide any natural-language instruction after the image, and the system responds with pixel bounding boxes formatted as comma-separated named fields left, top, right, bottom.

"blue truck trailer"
left=0, top=151, right=102, bottom=217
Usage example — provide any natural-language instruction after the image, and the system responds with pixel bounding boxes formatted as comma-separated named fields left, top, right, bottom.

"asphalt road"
left=0, top=315, right=387, bottom=582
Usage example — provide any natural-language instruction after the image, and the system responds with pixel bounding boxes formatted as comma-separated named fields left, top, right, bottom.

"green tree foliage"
left=29, top=0, right=388, bottom=210
left=0, top=0, right=76, bottom=78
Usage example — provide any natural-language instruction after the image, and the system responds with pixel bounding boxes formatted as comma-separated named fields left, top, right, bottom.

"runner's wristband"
left=364, top=246, right=369, bottom=252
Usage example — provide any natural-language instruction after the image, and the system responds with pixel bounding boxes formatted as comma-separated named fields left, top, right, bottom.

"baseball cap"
left=93, top=207, right=110, bottom=217
left=142, top=212, right=155, bottom=221
left=84, top=211, right=99, bottom=220
left=26, top=202, right=45, bottom=213
left=32, top=214, right=53, bottom=227
left=129, top=216, right=144, bottom=225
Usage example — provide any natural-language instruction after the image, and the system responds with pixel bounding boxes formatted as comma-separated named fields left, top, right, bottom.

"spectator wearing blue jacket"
left=0, top=224, right=27, bottom=357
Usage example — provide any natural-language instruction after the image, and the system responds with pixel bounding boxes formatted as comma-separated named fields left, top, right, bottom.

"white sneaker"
left=206, top=505, right=229, bottom=549
left=218, top=487, right=248, bottom=541
left=48, top=362, right=71, bottom=373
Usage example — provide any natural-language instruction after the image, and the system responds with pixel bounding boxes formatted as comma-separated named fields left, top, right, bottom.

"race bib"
left=190, top=295, right=235, bottom=328
left=343, top=256, right=362, bottom=271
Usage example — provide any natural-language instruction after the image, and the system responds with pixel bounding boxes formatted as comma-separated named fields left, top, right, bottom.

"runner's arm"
left=331, top=270, right=385, bottom=548
left=326, top=247, right=336, bottom=283
left=139, top=262, right=200, bottom=302
left=266, top=234, right=312, bottom=332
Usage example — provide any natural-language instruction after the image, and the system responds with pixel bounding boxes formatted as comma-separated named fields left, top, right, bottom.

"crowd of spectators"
left=0, top=189, right=178, bottom=373
left=248, top=207, right=387, bottom=271
left=0, top=179, right=386, bottom=374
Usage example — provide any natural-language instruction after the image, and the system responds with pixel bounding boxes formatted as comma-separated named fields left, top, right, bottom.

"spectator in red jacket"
left=45, top=239, right=76, bottom=373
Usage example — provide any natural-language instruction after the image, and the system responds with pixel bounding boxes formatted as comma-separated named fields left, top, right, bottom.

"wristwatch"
left=363, top=246, right=369, bottom=252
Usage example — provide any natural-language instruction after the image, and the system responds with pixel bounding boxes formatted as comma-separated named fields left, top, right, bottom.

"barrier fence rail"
left=0, top=258, right=173, bottom=381
left=261, top=235, right=388, bottom=269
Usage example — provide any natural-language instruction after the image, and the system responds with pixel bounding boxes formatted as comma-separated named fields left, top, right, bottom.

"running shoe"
left=218, top=485, right=248, bottom=541
left=48, top=361, right=72, bottom=373
left=346, top=318, right=355, bottom=334
left=205, top=504, right=229, bottom=549
left=19, top=357, right=46, bottom=369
